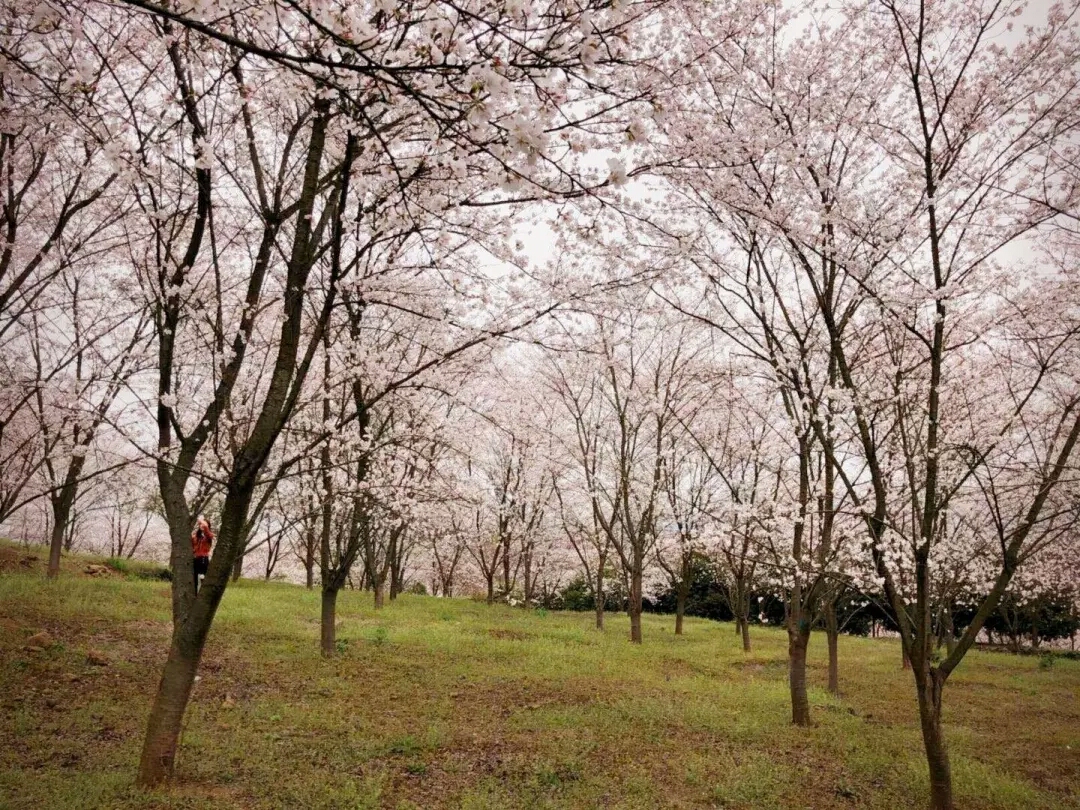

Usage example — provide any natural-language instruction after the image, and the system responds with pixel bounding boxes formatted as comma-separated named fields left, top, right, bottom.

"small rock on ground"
left=25, top=630, right=53, bottom=650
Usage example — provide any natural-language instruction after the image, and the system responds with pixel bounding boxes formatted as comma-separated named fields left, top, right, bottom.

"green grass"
left=1, top=544, right=1078, bottom=809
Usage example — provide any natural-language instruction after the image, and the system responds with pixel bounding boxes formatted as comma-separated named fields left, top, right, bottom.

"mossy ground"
left=1, top=543, right=1077, bottom=809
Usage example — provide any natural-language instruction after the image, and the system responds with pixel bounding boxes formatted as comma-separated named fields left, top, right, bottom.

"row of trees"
left=3, top=1, right=1079, bottom=808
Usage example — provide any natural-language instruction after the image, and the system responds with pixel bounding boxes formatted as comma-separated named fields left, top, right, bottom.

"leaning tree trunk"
left=787, top=623, right=811, bottom=726
left=46, top=505, right=68, bottom=580
left=46, top=466, right=83, bottom=579
left=137, top=623, right=204, bottom=784
left=915, top=667, right=953, bottom=810
left=320, top=587, right=339, bottom=656
left=825, top=600, right=840, bottom=695
left=138, top=494, right=251, bottom=785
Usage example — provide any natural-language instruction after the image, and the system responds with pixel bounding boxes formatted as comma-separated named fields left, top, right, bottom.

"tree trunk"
left=136, top=633, right=202, bottom=785
left=788, top=626, right=811, bottom=726
left=137, top=493, right=250, bottom=786
left=486, top=574, right=495, bottom=605
left=305, top=559, right=314, bottom=589
left=321, top=587, right=338, bottom=656
left=231, top=550, right=243, bottom=583
left=825, top=600, right=840, bottom=695
left=523, top=552, right=533, bottom=609
left=594, top=563, right=605, bottom=630
left=46, top=507, right=66, bottom=580
left=675, top=582, right=687, bottom=636
left=916, top=669, right=953, bottom=810
left=374, top=581, right=385, bottom=609
left=943, top=608, right=956, bottom=656
left=903, top=645, right=912, bottom=670
left=629, top=565, right=643, bottom=644
left=734, top=586, right=751, bottom=651
left=501, top=538, right=511, bottom=598
left=46, top=473, right=81, bottom=579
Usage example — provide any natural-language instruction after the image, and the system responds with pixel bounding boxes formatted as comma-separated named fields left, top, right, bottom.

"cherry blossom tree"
left=653, top=0, right=1080, bottom=804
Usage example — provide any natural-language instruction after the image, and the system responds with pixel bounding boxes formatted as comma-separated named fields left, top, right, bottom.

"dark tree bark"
left=674, top=575, right=689, bottom=636
left=628, top=564, right=643, bottom=644
left=916, top=669, right=952, bottom=810
left=46, top=472, right=80, bottom=579
left=320, top=588, right=338, bottom=655
left=942, top=606, right=957, bottom=657
left=787, top=623, right=811, bottom=726
left=138, top=92, right=348, bottom=785
left=139, top=489, right=253, bottom=783
left=594, top=562, right=605, bottom=631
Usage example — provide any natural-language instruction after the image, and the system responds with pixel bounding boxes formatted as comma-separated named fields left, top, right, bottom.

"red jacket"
left=192, top=525, right=213, bottom=558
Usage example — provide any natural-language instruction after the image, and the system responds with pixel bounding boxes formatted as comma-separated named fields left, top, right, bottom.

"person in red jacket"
left=191, top=515, right=214, bottom=593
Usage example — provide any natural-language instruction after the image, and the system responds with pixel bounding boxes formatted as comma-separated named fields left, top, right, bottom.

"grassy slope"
left=1, top=545, right=1078, bottom=810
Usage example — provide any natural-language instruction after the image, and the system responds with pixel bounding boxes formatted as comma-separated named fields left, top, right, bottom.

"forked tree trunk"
left=374, top=581, right=385, bottom=609
left=825, top=601, right=840, bottom=695
left=320, top=587, right=339, bottom=656
left=485, top=574, right=495, bottom=605
left=916, top=668, right=953, bottom=810
left=138, top=496, right=251, bottom=785
left=788, top=625, right=811, bottom=726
